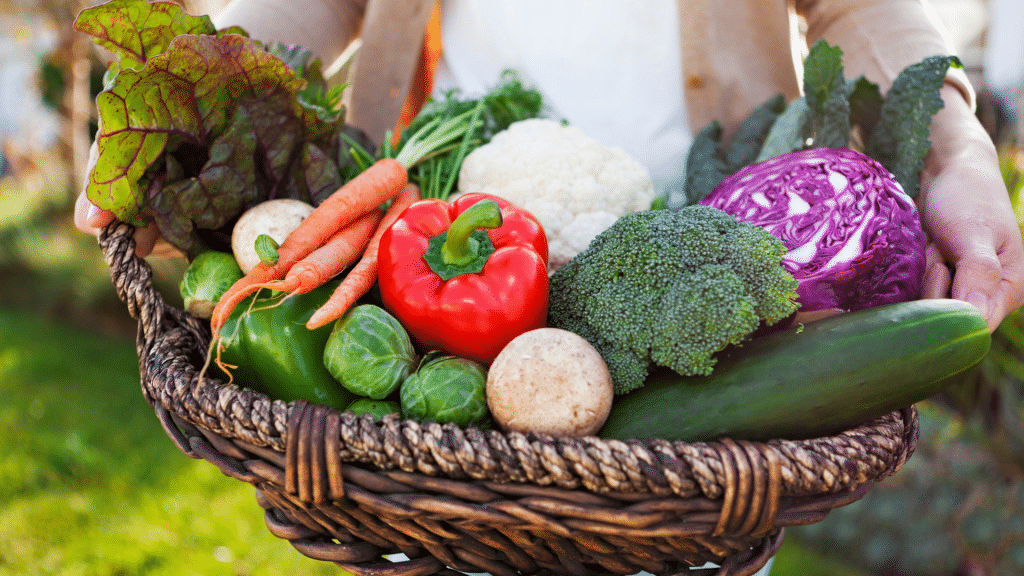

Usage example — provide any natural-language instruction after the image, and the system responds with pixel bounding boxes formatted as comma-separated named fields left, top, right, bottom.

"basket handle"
left=286, top=400, right=346, bottom=504
left=98, top=220, right=208, bottom=345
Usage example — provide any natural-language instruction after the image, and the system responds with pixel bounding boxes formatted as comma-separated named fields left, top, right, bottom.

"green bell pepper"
left=215, top=280, right=355, bottom=410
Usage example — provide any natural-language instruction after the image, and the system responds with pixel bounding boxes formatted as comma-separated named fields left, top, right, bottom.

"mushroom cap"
left=486, top=328, right=613, bottom=437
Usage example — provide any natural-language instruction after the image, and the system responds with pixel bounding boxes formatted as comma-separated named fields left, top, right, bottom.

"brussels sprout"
left=346, top=398, right=401, bottom=421
left=400, top=352, right=488, bottom=427
left=323, top=304, right=417, bottom=399
left=179, top=250, right=244, bottom=318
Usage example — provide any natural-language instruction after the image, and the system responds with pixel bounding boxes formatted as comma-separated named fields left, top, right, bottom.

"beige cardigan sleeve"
left=213, top=0, right=366, bottom=65
left=212, top=0, right=431, bottom=144
left=795, top=0, right=976, bottom=110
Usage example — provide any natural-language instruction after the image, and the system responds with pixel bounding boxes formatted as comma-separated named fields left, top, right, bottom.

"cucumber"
left=599, top=299, right=991, bottom=442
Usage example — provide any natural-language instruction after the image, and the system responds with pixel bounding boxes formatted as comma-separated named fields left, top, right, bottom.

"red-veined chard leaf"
left=74, top=0, right=217, bottom=70
left=84, top=32, right=345, bottom=255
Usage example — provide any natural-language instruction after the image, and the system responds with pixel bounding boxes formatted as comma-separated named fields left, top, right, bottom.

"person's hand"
left=74, top=190, right=180, bottom=258
left=917, top=87, right=1024, bottom=332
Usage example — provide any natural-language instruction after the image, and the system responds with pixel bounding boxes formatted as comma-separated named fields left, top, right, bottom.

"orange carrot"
left=253, top=208, right=383, bottom=296
left=306, top=182, right=422, bottom=330
left=208, top=263, right=280, bottom=337
left=210, top=157, right=407, bottom=335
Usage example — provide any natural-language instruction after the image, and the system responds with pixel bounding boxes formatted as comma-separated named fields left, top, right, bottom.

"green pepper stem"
left=441, top=200, right=503, bottom=266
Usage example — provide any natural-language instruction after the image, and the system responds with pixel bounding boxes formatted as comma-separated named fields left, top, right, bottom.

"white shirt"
left=432, top=0, right=692, bottom=197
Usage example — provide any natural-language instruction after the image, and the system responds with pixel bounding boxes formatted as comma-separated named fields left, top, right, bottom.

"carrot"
left=253, top=208, right=383, bottom=296
left=306, top=182, right=422, bottom=330
left=208, top=263, right=280, bottom=338
left=209, top=157, right=408, bottom=335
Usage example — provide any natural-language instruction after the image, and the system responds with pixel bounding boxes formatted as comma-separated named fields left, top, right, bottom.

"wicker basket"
left=100, top=221, right=918, bottom=576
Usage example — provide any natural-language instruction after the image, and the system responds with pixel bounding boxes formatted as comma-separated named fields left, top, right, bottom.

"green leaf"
left=848, top=75, right=885, bottom=139
left=755, top=97, right=810, bottom=162
left=402, top=70, right=543, bottom=199
left=803, top=40, right=850, bottom=149
left=85, top=33, right=317, bottom=253
left=292, top=143, right=344, bottom=206
left=867, top=55, right=962, bottom=197
left=724, top=93, right=787, bottom=172
left=147, top=106, right=260, bottom=251
left=678, top=121, right=727, bottom=206
left=73, top=0, right=216, bottom=70
left=265, top=42, right=345, bottom=125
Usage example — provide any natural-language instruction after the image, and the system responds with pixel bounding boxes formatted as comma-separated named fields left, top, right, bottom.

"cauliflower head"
left=455, top=118, right=655, bottom=272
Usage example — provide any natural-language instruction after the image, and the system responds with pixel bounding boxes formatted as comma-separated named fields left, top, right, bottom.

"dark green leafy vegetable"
left=399, top=70, right=544, bottom=199
left=680, top=39, right=961, bottom=205
left=678, top=121, right=727, bottom=207
left=675, top=96, right=786, bottom=208
left=802, top=40, right=850, bottom=149
left=847, top=75, right=885, bottom=142
left=867, top=54, right=963, bottom=197
left=74, top=0, right=359, bottom=257
left=724, top=93, right=787, bottom=171
left=755, top=97, right=810, bottom=162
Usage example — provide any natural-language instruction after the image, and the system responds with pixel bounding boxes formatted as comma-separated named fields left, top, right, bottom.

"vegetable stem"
left=394, top=109, right=483, bottom=169
left=442, top=200, right=503, bottom=266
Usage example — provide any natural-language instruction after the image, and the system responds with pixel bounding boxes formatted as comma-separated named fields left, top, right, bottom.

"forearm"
left=921, top=86, right=1001, bottom=201
left=213, top=0, right=366, bottom=64
left=918, top=84, right=1012, bottom=259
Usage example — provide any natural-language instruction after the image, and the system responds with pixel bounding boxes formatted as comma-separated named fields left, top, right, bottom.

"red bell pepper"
left=377, top=192, right=549, bottom=364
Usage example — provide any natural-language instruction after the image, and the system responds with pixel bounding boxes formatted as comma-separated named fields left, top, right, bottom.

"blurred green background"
left=2, top=1, right=1024, bottom=575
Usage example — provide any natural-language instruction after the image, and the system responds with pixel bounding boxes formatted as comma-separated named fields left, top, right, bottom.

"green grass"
left=0, top=306, right=339, bottom=576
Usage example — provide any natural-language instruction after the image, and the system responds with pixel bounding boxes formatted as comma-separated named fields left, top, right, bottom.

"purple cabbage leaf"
left=699, top=148, right=926, bottom=312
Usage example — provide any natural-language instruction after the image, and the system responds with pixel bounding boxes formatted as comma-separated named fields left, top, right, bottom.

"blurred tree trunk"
left=65, top=31, right=92, bottom=198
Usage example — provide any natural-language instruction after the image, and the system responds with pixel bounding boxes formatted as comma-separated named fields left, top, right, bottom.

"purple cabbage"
left=699, top=148, right=926, bottom=312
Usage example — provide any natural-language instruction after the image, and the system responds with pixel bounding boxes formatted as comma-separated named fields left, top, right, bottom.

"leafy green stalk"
left=867, top=55, right=963, bottom=197
left=725, top=93, right=788, bottom=171
left=400, top=71, right=544, bottom=199
left=692, top=39, right=960, bottom=202
left=678, top=121, right=727, bottom=207
left=803, top=40, right=851, bottom=149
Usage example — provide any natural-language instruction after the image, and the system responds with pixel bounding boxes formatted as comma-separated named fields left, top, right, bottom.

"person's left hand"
left=917, top=89, right=1024, bottom=331
left=74, top=190, right=180, bottom=258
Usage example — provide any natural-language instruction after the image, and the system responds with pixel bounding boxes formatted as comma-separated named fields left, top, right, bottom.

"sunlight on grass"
left=0, top=307, right=341, bottom=576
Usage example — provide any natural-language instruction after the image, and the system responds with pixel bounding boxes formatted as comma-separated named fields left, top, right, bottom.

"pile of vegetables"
left=81, top=0, right=993, bottom=443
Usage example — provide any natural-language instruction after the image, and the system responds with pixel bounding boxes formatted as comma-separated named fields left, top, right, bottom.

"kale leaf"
left=867, top=55, right=962, bottom=197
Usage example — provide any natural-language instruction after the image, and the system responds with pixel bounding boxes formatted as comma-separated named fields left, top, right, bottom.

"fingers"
left=920, top=242, right=952, bottom=299
left=73, top=191, right=180, bottom=259
left=941, top=220, right=1024, bottom=332
left=74, top=190, right=115, bottom=235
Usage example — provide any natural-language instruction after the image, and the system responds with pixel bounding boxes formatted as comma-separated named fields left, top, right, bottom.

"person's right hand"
left=74, top=190, right=180, bottom=258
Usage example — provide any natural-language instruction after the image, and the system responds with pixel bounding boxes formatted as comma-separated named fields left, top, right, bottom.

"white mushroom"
left=486, top=328, right=614, bottom=437
left=231, top=198, right=314, bottom=274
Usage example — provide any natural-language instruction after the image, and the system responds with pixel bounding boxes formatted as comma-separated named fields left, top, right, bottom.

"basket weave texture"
left=100, top=221, right=918, bottom=576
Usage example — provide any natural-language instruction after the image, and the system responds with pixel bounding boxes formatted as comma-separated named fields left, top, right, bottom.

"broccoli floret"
left=548, top=205, right=799, bottom=393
